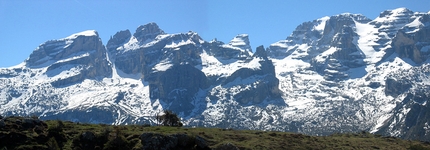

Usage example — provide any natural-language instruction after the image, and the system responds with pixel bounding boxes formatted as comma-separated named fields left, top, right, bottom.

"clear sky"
left=0, top=0, right=429, bottom=67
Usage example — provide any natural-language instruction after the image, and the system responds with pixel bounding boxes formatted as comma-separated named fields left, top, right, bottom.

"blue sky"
left=0, top=0, right=429, bottom=67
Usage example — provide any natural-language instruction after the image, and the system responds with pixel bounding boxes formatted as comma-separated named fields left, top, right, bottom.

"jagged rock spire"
left=133, top=22, right=165, bottom=43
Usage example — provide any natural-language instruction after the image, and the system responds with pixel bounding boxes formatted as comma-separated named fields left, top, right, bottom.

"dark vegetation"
left=155, top=110, right=183, bottom=127
left=1, top=115, right=430, bottom=150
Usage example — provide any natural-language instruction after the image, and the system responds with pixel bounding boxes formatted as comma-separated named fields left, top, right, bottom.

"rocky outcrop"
left=384, top=78, right=412, bottom=97
left=134, top=22, right=165, bottom=44
left=139, top=133, right=210, bottom=150
left=106, top=29, right=132, bottom=55
left=253, top=45, right=268, bottom=59
left=214, top=143, right=240, bottom=150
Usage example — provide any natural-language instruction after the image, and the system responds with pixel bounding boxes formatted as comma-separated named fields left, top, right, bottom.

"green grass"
left=1, top=116, right=430, bottom=150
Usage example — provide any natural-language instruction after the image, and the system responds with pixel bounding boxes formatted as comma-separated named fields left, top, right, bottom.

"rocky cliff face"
left=1, top=7, right=430, bottom=142
left=222, top=46, right=281, bottom=105
left=148, top=64, right=209, bottom=115
left=311, top=14, right=370, bottom=80
left=392, top=13, right=430, bottom=64
left=25, top=30, right=112, bottom=87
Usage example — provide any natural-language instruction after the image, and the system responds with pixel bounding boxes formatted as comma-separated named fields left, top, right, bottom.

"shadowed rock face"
left=148, top=64, right=209, bottom=115
left=106, top=24, right=210, bottom=115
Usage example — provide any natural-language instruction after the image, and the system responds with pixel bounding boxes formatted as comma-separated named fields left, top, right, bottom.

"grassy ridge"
left=1, top=116, right=430, bottom=149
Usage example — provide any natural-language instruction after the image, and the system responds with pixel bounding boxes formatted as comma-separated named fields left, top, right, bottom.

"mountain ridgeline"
left=1, top=8, right=430, bottom=141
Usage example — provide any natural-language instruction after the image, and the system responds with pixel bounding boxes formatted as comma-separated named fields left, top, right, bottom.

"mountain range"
left=1, top=7, right=430, bottom=141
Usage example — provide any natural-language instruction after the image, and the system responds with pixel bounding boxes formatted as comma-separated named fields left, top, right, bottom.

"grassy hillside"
left=1, top=116, right=430, bottom=150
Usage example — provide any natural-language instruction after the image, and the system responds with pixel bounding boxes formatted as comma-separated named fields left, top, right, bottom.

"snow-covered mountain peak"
left=379, top=7, right=413, bottom=18
left=267, top=13, right=371, bottom=60
left=375, top=7, right=414, bottom=24
left=330, top=13, right=371, bottom=24
left=227, top=34, right=252, bottom=52
left=65, top=30, right=99, bottom=39
left=135, top=22, right=164, bottom=35
left=188, top=31, right=205, bottom=44
left=24, top=30, right=106, bottom=68
left=108, top=24, right=207, bottom=55
left=336, top=13, right=369, bottom=20
left=133, top=22, right=165, bottom=44
left=314, top=16, right=330, bottom=31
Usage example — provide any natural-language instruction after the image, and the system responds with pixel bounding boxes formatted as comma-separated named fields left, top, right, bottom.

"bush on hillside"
left=156, top=110, right=183, bottom=127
